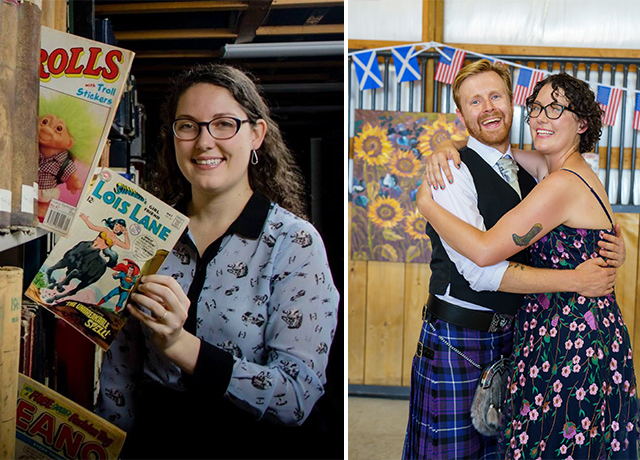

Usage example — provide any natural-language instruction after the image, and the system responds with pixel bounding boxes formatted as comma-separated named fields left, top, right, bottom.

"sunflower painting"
left=351, top=109, right=467, bottom=263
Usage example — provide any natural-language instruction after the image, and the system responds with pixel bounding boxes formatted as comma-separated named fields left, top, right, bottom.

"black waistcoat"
left=425, top=147, right=538, bottom=315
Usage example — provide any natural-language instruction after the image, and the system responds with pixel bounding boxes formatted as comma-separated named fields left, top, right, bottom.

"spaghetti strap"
left=561, top=169, right=614, bottom=228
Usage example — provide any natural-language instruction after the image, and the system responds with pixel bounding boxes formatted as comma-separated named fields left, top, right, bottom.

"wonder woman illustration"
left=44, top=214, right=130, bottom=302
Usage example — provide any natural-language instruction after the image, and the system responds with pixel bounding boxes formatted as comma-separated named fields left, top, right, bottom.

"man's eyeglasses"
left=172, top=116, right=250, bottom=141
left=526, top=102, right=576, bottom=120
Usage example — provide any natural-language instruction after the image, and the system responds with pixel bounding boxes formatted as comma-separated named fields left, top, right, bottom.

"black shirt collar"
left=229, top=192, right=271, bottom=238
left=177, top=192, right=271, bottom=241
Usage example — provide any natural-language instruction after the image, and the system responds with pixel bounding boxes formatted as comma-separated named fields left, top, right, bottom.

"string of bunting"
left=349, top=42, right=640, bottom=128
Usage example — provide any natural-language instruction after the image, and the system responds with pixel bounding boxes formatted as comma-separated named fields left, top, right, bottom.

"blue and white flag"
left=353, top=50, right=383, bottom=91
left=391, top=46, right=421, bottom=83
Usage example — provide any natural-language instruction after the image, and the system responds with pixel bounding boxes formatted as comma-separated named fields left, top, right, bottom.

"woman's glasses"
left=172, top=116, right=250, bottom=141
left=526, top=102, right=576, bottom=120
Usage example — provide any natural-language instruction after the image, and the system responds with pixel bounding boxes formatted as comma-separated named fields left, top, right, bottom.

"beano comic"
left=38, top=26, right=134, bottom=235
left=15, top=373, right=126, bottom=459
left=25, top=168, right=189, bottom=350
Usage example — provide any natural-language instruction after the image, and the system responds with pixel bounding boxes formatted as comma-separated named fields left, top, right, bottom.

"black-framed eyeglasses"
left=172, top=116, right=250, bottom=141
left=526, top=102, right=576, bottom=120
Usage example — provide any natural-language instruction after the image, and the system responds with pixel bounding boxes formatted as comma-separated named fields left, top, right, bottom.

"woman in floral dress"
left=416, top=73, right=639, bottom=460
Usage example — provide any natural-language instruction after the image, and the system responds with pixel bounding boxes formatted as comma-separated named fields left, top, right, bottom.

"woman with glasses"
left=96, top=63, right=339, bottom=459
left=418, top=73, right=639, bottom=459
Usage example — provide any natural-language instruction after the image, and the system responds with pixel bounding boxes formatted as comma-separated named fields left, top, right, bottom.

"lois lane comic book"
left=26, top=168, right=189, bottom=350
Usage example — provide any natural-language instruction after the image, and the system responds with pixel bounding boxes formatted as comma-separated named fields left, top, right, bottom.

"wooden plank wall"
left=348, top=210, right=640, bottom=387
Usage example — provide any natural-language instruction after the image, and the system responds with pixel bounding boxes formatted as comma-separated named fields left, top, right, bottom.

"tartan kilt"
left=403, top=315, right=513, bottom=460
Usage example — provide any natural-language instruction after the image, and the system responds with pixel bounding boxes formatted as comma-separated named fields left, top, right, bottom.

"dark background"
left=69, top=0, right=344, bottom=456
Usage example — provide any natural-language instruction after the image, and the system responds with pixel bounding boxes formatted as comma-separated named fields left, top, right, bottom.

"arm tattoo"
left=510, top=262, right=526, bottom=271
left=512, top=223, right=543, bottom=247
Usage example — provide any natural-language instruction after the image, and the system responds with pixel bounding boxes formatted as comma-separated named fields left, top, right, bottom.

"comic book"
left=38, top=26, right=134, bottom=235
left=15, top=373, right=126, bottom=459
left=25, top=168, right=189, bottom=350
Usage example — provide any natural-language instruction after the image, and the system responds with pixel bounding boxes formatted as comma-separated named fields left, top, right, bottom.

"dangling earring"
left=251, top=149, right=259, bottom=165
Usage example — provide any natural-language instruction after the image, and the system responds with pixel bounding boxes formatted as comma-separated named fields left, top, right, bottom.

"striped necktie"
left=496, top=155, right=522, bottom=199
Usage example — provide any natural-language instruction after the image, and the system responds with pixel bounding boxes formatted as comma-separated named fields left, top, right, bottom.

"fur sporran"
left=470, top=356, right=513, bottom=436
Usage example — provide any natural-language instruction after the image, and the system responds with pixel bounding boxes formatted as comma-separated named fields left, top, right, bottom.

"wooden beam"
left=348, top=39, right=425, bottom=50
left=421, top=0, right=436, bottom=43
left=116, top=24, right=340, bottom=41
left=95, top=1, right=247, bottom=15
left=348, top=39, right=640, bottom=59
left=115, top=28, right=236, bottom=41
left=434, top=0, right=444, bottom=43
left=94, top=0, right=343, bottom=15
left=257, top=23, right=343, bottom=35
left=235, top=0, right=273, bottom=44
left=134, top=50, right=222, bottom=59
left=272, top=0, right=343, bottom=7
left=448, top=43, right=640, bottom=59
left=41, top=0, right=55, bottom=29
left=54, top=0, right=67, bottom=32
left=421, top=0, right=441, bottom=113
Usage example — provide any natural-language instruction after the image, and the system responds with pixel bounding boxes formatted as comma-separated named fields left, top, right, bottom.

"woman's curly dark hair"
left=148, top=63, right=307, bottom=219
left=526, top=73, right=603, bottom=153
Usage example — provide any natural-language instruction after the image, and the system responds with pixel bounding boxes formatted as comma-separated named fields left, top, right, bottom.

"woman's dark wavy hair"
left=526, top=73, right=603, bottom=153
left=149, top=63, right=307, bottom=218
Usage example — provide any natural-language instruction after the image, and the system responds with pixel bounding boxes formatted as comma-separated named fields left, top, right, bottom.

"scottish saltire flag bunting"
left=597, top=85, right=623, bottom=126
left=513, top=68, right=545, bottom=106
left=633, top=92, right=640, bottom=131
left=391, top=46, right=421, bottom=83
left=353, top=50, right=383, bottom=90
left=434, top=47, right=466, bottom=85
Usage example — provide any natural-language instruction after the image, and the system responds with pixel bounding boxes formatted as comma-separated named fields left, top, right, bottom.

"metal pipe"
left=617, top=65, right=628, bottom=205
left=630, top=67, right=639, bottom=205
left=384, top=56, right=390, bottom=111
left=224, top=41, right=344, bottom=58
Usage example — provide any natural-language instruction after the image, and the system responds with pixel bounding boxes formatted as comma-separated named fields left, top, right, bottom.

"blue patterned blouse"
left=96, top=194, right=339, bottom=432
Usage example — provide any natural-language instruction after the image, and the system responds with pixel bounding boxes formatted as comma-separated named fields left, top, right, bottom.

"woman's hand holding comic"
left=128, top=274, right=191, bottom=352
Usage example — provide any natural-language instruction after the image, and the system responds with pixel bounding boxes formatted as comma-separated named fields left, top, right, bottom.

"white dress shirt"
left=432, top=136, right=519, bottom=311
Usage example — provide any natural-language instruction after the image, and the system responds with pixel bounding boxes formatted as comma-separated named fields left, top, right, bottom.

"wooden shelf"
left=0, top=228, right=50, bottom=254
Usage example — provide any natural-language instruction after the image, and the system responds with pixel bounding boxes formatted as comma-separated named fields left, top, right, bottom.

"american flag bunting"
left=513, top=68, right=545, bottom=107
left=597, top=85, right=623, bottom=127
left=633, top=92, right=640, bottom=131
left=434, top=47, right=466, bottom=85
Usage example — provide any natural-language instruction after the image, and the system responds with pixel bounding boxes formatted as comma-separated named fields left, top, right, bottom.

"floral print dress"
left=503, top=175, right=639, bottom=460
